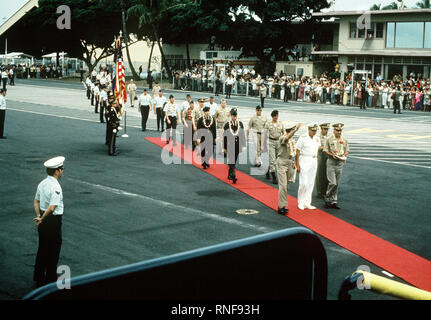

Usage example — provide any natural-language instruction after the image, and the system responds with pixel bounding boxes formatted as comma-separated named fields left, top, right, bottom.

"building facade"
left=312, top=9, right=431, bottom=80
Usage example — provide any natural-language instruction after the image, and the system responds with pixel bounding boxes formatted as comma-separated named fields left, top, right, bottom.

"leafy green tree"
left=1, top=0, right=140, bottom=73
left=224, top=0, right=330, bottom=73
left=416, top=0, right=431, bottom=8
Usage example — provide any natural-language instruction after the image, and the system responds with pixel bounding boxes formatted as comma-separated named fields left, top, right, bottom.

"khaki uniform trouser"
left=253, top=132, right=263, bottom=164
left=316, top=151, right=329, bottom=197
left=268, top=139, right=280, bottom=173
left=129, top=91, right=136, bottom=106
left=325, top=157, right=345, bottom=204
left=277, top=158, right=296, bottom=208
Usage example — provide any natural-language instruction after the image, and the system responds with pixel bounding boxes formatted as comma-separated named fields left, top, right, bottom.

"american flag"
left=114, top=36, right=127, bottom=105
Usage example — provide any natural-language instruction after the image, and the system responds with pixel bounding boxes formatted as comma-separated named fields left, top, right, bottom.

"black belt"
left=269, top=137, right=279, bottom=141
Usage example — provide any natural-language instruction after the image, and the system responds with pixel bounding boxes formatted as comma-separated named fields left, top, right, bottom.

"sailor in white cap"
left=33, top=156, right=65, bottom=287
left=295, top=122, right=320, bottom=210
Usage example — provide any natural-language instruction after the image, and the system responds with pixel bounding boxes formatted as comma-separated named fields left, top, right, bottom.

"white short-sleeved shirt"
left=163, top=102, right=178, bottom=117
left=296, top=133, right=320, bottom=157
left=99, top=90, right=108, bottom=102
left=138, top=94, right=152, bottom=106
left=93, top=86, right=100, bottom=95
left=153, top=96, right=167, bottom=109
left=35, top=176, right=64, bottom=215
left=181, top=100, right=190, bottom=113
left=204, top=102, right=218, bottom=117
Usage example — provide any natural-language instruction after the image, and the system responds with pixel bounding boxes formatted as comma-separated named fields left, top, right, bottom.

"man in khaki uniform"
left=316, top=123, right=330, bottom=198
left=151, top=81, right=161, bottom=99
left=214, top=98, right=230, bottom=154
left=246, top=105, right=267, bottom=167
left=323, top=123, right=349, bottom=209
left=277, top=122, right=301, bottom=215
left=192, top=98, right=206, bottom=132
left=262, top=110, right=284, bottom=184
left=127, top=79, right=137, bottom=107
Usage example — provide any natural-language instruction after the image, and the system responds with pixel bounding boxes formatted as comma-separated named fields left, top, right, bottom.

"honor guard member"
left=324, top=123, right=349, bottom=209
left=246, top=105, right=267, bottom=167
left=107, top=99, right=121, bottom=156
left=0, top=88, right=7, bottom=138
left=277, top=123, right=301, bottom=215
left=316, top=123, right=330, bottom=198
left=214, top=99, right=230, bottom=154
left=197, top=106, right=217, bottom=169
left=152, top=90, right=167, bottom=132
left=90, top=80, right=95, bottom=106
left=262, top=110, right=284, bottom=184
left=33, top=156, right=65, bottom=287
left=105, top=91, right=115, bottom=145
left=138, top=88, right=152, bottom=131
left=223, top=108, right=246, bottom=183
left=99, top=85, right=108, bottom=123
left=181, top=100, right=196, bottom=150
left=204, top=96, right=218, bottom=116
left=164, top=95, right=180, bottom=145
left=295, top=122, right=321, bottom=210
left=85, top=76, right=92, bottom=99
left=93, top=81, right=100, bottom=113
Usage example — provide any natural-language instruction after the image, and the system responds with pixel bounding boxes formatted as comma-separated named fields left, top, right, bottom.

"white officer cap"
left=307, top=122, right=319, bottom=131
left=44, top=156, right=65, bottom=169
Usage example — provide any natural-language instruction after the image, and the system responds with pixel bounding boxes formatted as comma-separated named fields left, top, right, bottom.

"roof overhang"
left=0, top=0, right=39, bottom=37
left=312, top=50, right=431, bottom=57
left=313, top=8, right=431, bottom=18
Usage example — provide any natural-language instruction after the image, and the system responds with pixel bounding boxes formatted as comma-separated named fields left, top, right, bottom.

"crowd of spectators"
left=171, top=63, right=431, bottom=112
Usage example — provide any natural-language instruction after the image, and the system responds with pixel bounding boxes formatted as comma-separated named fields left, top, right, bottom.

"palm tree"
left=370, top=3, right=382, bottom=10
left=127, top=0, right=196, bottom=77
left=416, top=0, right=431, bottom=8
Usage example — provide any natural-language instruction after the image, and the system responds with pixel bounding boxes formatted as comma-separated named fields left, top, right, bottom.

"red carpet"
left=146, top=137, right=431, bottom=292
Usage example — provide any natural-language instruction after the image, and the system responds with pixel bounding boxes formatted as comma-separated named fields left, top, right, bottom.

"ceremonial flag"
left=114, top=36, right=127, bottom=105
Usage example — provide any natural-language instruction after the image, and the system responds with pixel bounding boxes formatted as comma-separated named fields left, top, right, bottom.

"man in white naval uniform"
left=295, top=123, right=320, bottom=210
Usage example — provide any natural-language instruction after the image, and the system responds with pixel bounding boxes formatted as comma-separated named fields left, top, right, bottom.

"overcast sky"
left=0, top=0, right=424, bottom=27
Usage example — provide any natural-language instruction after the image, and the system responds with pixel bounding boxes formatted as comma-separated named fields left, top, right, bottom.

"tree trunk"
left=186, top=42, right=191, bottom=69
left=153, top=26, right=171, bottom=78
left=121, top=1, right=140, bottom=81
left=147, top=41, right=155, bottom=72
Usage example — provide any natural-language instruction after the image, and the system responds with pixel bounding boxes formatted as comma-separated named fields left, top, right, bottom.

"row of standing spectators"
left=172, top=64, right=431, bottom=111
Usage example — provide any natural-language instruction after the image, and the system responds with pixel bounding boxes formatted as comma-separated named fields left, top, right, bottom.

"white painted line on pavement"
left=67, top=177, right=273, bottom=234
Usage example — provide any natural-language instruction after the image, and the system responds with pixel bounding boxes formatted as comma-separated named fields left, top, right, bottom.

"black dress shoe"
left=332, top=203, right=341, bottom=209
left=278, top=207, right=288, bottom=215
left=324, top=203, right=332, bottom=209
left=232, top=177, right=237, bottom=184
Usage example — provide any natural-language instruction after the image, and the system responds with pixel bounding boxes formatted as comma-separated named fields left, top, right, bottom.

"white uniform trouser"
left=382, top=93, right=388, bottom=108
left=298, top=155, right=318, bottom=207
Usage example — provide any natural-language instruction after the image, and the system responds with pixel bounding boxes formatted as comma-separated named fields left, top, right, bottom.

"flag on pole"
left=114, top=35, right=127, bottom=105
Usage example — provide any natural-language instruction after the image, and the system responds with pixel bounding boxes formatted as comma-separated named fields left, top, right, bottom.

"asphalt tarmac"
left=1, top=79, right=430, bottom=300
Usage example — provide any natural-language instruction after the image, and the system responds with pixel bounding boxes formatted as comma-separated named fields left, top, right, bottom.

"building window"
left=350, top=23, right=357, bottom=38
left=386, top=22, right=395, bottom=48
left=425, top=22, right=431, bottom=49
left=386, top=21, right=431, bottom=48
left=395, top=22, right=424, bottom=48
left=376, top=23, right=384, bottom=38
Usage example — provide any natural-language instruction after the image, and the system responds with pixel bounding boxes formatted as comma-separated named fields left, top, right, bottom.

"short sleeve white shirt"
left=296, top=133, right=320, bottom=157
left=35, top=176, right=64, bottom=215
